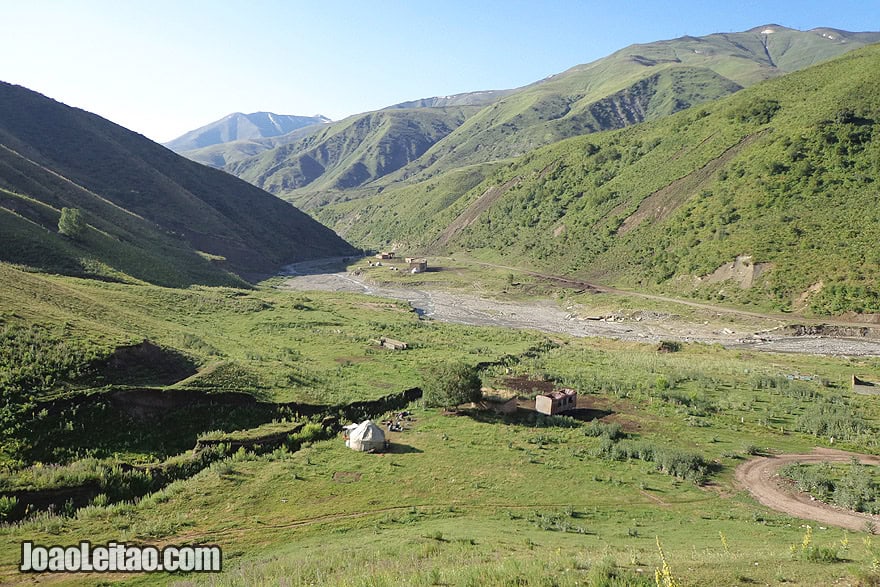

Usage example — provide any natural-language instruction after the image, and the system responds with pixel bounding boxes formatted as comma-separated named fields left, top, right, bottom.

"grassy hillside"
left=2, top=287, right=880, bottom=584
left=0, top=262, right=541, bottom=464
left=319, top=43, right=880, bottom=315
left=225, top=26, right=878, bottom=213
left=387, top=88, right=515, bottom=109
left=182, top=97, right=512, bottom=170
left=171, top=123, right=325, bottom=168
left=383, top=25, right=880, bottom=185
left=0, top=82, right=355, bottom=285
left=225, top=107, right=480, bottom=209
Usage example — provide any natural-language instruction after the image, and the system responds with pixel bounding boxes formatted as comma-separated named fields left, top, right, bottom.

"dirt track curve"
left=735, top=448, right=880, bottom=531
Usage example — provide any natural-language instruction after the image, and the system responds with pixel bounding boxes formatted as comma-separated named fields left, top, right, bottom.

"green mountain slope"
left=164, top=111, right=330, bottom=152
left=225, top=106, right=480, bottom=209
left=318, top=43, right=880, bottom=315
left=176, top=95, right=507, bottom=170
left=228, top=25, right=879, bottom=211
left=386, top=25, right=880, bottom=184
left=387, top=89, right=515, bottom=109
left=0, top=82, right=355, bottom=286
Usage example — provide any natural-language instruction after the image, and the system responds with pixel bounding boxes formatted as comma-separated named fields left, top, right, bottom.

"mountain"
left=224, top=106, right=481, bottom=209
left=164, top=111, right=330, bottom=153
left=169, top=124, right=325, bottom=169
left=317, top=43, right=880, bottom=315
left=177, top=96, right=509, bottom=171
left=0, top=82, right=355, bottom=287
left=382, top=25, right=880, bottom=184
left=225, top=25, right=880, bottom=210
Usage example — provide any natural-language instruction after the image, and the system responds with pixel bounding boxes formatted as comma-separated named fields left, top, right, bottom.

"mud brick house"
left=535, top=388, right=577, bottom=415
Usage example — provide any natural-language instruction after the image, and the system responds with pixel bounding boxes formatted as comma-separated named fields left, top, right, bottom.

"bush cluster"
left=595, top=437, right=709, bottom=483
left=781, top=459, right=880, bottom=513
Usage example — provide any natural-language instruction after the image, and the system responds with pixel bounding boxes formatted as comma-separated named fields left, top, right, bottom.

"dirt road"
left=280, top=266, right=880, bottom=356
left=735, top=448, right=880, bottom=531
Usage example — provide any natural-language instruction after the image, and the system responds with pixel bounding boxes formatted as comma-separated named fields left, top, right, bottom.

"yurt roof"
left=350, top=419, right=384, bottom=441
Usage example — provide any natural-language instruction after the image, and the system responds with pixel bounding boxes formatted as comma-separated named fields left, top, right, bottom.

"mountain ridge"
left=164, top=111, right=331, bottom=153
left=217, top=25, right=880, bottom=210
left=225, top=106, right=481, bottom=209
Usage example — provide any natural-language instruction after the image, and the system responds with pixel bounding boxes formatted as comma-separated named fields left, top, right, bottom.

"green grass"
left=0, top=264, right=541, bottom=405
left=781, top=460, right=880, bottom=514
left=227, top=106, right=481, bottom=209
left=4, top=390, right=880, bottom=585
left=0, top=262, right=545, bottom=468
left=0, top=81, right=354, bottom=286
left=233, top=27, right=879, bottom=216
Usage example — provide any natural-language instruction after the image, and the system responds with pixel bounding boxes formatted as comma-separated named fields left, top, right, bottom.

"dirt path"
left=735, top=448, right=880, bottom=531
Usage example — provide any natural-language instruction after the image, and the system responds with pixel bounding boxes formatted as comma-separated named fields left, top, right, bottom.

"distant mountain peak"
left=164, top=112, right=331, bottom=153
left=747, top=24, right=791, bottom=34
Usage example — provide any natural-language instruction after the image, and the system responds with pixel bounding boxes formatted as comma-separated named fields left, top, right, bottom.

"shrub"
left=58, top=207, right=86, bottom=238
left=422, top=362, right=482, bottom=408
left=595, top=438, right=708, bottom=483
left=781, top=460, right=880, bottom=513
left=795, top=399, right=868, bottom=440
left=583, top=421, right=624, bottom=440
left=0, top=495, right=18, bottom=520
left=730, top=98, right=781, bottom=125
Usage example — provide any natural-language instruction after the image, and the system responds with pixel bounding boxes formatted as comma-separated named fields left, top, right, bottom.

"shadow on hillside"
left=386, top=443, right=423, bottom=454
left=563, top=408, right=614, bottom=422
left=461, top=407, right=612, bottom=428
left=97, top=340, right=198, bottom=386
left=279, top=255, right=357, bottom=277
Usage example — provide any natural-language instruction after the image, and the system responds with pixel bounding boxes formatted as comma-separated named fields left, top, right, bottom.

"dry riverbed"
left=279, top=260, right=880, bottom=357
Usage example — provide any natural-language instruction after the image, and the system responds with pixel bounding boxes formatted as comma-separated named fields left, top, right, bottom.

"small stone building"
left=375, top=252, right=395, bottom=260
left=535, top=388, right=577, bottom=415
left=409, top=259, right=428, bottom=274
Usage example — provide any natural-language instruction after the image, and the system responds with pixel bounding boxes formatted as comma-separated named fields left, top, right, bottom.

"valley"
left=1, top=253, right=880, bottom=585
left=4, top=14, right=880, bottom=587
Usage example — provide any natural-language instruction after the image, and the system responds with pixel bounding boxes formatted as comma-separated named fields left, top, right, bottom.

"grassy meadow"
left=0, top=260, right=541, bottom=500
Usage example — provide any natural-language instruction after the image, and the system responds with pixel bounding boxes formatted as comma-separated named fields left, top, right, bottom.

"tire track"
left=735, top=448, right=880, bottom=531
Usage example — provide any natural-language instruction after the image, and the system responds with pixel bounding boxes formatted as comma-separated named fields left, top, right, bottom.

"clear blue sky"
left=2, top=0, right=877, bottom=142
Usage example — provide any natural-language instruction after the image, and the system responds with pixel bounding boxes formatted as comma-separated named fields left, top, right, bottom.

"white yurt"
left=344, top=420, right=386, bottom=452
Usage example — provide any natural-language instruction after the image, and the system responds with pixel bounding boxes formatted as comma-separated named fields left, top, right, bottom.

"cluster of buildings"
left=374, top=251, right=428, bottom=274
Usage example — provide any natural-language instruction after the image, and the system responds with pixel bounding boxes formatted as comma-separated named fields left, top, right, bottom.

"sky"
left=2, top=1, right=878, bottom=143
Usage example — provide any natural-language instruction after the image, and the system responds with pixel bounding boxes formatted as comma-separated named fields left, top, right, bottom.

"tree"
left=58, top=207, right=85, bottom=239
left=422, top=361, right=482, bottom=409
